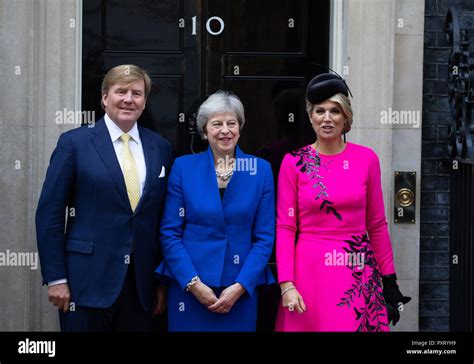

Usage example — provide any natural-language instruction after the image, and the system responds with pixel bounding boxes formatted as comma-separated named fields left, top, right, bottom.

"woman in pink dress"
left=275, top=74, right=410, bottom=332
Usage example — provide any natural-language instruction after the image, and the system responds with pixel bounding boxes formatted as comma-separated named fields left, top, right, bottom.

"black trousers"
left=59, top=260, right=154, bottom=332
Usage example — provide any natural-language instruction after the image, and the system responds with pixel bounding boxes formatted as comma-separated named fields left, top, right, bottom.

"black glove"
left=382, top=274, right=411, bottom=326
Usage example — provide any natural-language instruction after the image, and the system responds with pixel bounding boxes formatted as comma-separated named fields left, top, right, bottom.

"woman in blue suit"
left=156, top=91, right=275, bottom=331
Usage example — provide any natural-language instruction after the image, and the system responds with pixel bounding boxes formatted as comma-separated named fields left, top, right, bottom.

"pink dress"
left=275, top=142, right=396, bottom=332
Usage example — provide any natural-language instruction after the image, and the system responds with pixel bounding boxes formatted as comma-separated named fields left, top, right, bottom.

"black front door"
left=83, top=0, right=202, bottom=155
left=82, top=0, right=330, bottom=331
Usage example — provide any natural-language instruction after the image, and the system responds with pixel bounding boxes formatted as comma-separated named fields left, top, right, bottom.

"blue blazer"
left=156, top=146, right=275, bottom=296
left=35, top=118, right=173, bottom=311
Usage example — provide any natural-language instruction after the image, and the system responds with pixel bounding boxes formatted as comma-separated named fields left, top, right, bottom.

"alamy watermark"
left=324, top=249, right=365, bottom=270
left=55, top=108, right=95, bottom=127
left=0, top=250, right=38, bottom=270
left=380, top=108, right=420, bottom=128
left=216, top=155, right=257, bottom=176
left=18, top=338, right=55, bottom=357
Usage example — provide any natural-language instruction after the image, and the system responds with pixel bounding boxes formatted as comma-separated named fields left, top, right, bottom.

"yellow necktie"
left=120, top=133, right=140, bottom=211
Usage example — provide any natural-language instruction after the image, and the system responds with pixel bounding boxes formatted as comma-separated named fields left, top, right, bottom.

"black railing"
left=445, top=7, right=474, bottom=332
left=445, top=7, right=474, bottom=161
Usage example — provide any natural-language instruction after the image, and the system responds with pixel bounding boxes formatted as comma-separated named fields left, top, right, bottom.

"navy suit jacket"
left=36, top=118, right=173, bottom=311
left=156, top=146, right=275, bottom=296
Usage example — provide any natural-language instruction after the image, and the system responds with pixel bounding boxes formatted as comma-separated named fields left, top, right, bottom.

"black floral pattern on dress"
left=336, top=233, right=388, bottom=332
left=291, top=146, right=342, bottom=220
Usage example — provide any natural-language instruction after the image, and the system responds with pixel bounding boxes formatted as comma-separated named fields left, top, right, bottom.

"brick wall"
left=421, top=0, right=474, bottom=331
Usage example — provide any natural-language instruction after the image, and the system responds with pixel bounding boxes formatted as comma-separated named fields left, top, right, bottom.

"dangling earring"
left=343, top=122, right=347, bottom=143
left=343, top=131, right=346, bottom=143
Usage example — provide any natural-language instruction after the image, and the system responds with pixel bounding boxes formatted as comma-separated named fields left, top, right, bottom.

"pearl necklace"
left=215, top=168, right=234, bottom=181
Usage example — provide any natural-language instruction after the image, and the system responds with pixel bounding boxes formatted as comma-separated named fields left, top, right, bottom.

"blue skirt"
left=167, top=281, right=258, bottom=332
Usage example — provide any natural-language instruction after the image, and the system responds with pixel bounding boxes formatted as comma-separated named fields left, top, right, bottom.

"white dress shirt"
left=48, top=115, right=147, bottom=286
left=103, top=113, right=147, bottom=196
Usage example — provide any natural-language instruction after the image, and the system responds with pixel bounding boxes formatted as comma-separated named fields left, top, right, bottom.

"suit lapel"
left=91, top=119, right=131, bottom=211
left=221, top=146, right=244, bottom=210
left=135, top=126, right=157, bottom=212
left=203, top=146, right=226, bottom=226
left=205, top=146, right=248, bottom=220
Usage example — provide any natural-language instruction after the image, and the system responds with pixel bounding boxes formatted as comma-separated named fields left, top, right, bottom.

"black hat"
left=306, top=73, right=350, bottom=104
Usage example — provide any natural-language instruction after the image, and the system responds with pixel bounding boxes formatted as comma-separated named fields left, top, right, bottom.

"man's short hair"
left=101, top=64, right=152, bottom=109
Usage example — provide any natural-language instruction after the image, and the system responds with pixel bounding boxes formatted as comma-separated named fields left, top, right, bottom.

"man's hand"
left=207, top=283, right=246, bottom=314
left=47, top=283, right=71, bottom=312
left=152, top=286, right=167, bottom=315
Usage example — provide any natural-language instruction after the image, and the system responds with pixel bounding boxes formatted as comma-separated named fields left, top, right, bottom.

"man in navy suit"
left=36, top=64, right=173, bottom=331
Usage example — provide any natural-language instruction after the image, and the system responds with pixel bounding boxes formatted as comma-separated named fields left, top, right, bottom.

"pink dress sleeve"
left=276, top=154, right=298, bottom=283
left=366, top=150, right=396, bottom=276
